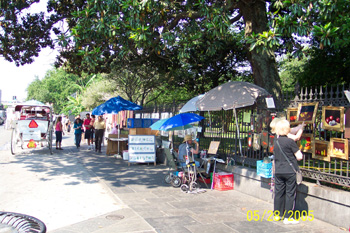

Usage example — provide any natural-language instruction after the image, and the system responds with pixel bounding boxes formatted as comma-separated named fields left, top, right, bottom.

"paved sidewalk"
left=0, top=129, right=346, bottom=232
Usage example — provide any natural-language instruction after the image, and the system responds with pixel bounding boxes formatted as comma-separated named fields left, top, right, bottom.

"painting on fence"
left=248, top=132, right=252, bottom=148
left=261, top=131, right=269, bottom=149
left=253, top=133, right=261, bottom=151
left=269, top=135, right=275, bottom=153
left=287, top=107, right=298, bottom=125
left=297, top=133, right=313, bottom=153
left=312, top=140, right=330, bottom=162
left=345, top=108, right=350, bottom=138
left=297, top=102, right=319, bottom=124
left=322, top=106, right=344, bottom=132
left=329, top=138, right=349, bottom=160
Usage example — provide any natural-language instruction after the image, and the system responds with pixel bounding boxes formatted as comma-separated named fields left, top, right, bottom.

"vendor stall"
left=106, top=134, right=128, bottom=156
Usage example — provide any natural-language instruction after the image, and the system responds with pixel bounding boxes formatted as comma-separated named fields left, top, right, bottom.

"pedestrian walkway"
left=0, top=129, right=346, bottom=232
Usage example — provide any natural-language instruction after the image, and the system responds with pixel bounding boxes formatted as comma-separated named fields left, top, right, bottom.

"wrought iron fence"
left=139, top=84, right=350, bottom=188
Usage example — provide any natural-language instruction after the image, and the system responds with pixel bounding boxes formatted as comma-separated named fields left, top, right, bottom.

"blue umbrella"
left=159, top=113, right=204, bottom=131
left=150, top=118, right=193, bottom=131
left=92, top=96, right=142, bottom=115
left=150, top=119, right=168, bottom=130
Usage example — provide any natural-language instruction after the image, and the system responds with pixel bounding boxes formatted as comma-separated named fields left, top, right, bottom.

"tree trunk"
left=238, top=0, right=282, bottom=106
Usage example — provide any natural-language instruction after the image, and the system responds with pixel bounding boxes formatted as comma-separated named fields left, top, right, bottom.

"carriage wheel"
left=48, top=129, right=53, bottom=154
left=11, top=129, right=18, bottom=155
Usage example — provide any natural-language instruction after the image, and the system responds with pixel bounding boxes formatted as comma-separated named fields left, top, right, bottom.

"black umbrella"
left=196, top=81, right=270, bottom=155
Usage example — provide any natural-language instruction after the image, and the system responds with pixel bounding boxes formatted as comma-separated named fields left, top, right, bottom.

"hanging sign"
left=243, top=112, right=251, bottom=123
left=265, top=97, right=276, bottom=109
left=128, top=135, right=156, bottom=164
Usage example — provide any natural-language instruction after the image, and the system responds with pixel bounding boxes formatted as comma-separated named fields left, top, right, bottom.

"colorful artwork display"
left=247, top=132, right=252, bottom=148
left=253, top=133, right=261, bottom=151
left=297, top=134, right=313, bottom=153
left=297, top=102, right=319, bottom=124
left=287, top=107, right=298, bottom=125
left=312, top=140, right=330, bottom=162
left=269, top=135, right=275, bottom=153
left=261, top=131, right=268, bottom=149
left=329, top=138, right=349, bottom=160
left=322, top=106, right=344, bottom=132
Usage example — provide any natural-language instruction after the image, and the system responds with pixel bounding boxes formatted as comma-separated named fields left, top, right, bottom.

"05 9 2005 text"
left=246, top=210, right=314, bottom=221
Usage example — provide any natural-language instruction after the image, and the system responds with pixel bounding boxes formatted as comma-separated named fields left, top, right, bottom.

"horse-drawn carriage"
left=11, top=101, right=54, bottom=155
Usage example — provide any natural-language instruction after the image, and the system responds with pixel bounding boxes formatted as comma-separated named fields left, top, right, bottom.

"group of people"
left=55, top=110, right=304, bottom=225
left=55, top=113, right=106, bottom=153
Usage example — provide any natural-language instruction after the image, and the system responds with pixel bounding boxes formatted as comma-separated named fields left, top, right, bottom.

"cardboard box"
left=129, top=128, right=159, bottom=136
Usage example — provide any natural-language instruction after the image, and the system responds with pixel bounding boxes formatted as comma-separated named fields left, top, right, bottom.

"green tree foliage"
left=107, top=64, right=165, bottom=106
left=280, top=47, right=350, bottom=89
left=250, top=0, right=350, bottom=57
left=298, top=47, right=350, bottom=87
left=1, top=0, right=279, bottom=98
left=80, top=78, right=117, bottom=110
left=0, top=0, right=54, bottom=65
left=63, top=95, right=85, bottom=117
left=26, top=68, right=95, bottom=114
left=279, top=57, right=305, bottom=92
left=2, top=0, right=350, bottom=100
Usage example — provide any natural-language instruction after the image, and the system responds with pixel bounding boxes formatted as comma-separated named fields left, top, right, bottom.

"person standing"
left=73, top=118, right=83, bottom=148
left=273, top=119, right=303, bottom=224
left=90, top=115, right=96, bottom=149
left=62, top=115, right=68, bottom=132
left=55, top=116, right=64, bottom=150
left=67, top=119, right=72, bottom=134
left=83, top=113, right=93, bottom=150
left=94, top=115, right=106, bottom=153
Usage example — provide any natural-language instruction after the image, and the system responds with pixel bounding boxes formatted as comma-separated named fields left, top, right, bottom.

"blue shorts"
left=55, top=131, right=62, bottom=143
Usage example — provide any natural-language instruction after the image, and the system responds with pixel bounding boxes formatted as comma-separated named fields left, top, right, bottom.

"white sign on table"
left=128, top=135, right=156, bottom=165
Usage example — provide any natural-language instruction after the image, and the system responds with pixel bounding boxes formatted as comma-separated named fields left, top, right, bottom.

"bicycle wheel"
left=171, top=177, right=182, bottom=188
left=190, top=182, right=199, bottom=191
left=164, top=174, right=172, bottom=184
left=180, top=184, right=189, bottom=193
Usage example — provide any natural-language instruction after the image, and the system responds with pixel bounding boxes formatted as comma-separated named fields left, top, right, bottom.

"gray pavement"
left=0, top=125, right=346, bottom=233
